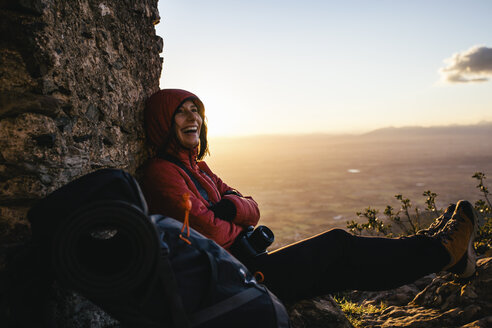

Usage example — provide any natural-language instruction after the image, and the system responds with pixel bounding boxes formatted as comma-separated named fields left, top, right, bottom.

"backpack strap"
left=157, top=152, right=212, bottom=206
left=190, top=288, right=264, bottom=326
left=155, top=245, right=190, bottom=328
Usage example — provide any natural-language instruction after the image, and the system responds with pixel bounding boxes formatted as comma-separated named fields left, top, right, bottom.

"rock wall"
left=0, top=0, right=162, bottom=250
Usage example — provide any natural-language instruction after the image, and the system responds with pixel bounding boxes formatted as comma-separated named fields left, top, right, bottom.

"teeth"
left=183, top=127, right=198, bottom=133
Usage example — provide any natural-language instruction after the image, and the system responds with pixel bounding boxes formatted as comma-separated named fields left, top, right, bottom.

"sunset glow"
left=156, top=0, right=492, bottom=136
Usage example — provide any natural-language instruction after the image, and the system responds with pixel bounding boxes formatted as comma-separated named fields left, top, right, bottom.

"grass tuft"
left=334, top=296, right=387, bottom=328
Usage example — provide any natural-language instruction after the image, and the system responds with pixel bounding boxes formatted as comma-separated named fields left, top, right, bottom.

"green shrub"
left=347, top=172, right=492, bottom=255
left=472, top=172, right=492, bottom=254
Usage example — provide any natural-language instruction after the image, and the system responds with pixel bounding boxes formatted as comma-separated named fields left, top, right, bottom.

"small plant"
left=347, top=193, right=430, bottom=237
left=472, top=172, right=492, bottom=212
left=386, top=194, right=427, bottom=235
left=346, top=220, right=364, bottom=236
left=472, top=172, right=492, bottom=254
left=334, top=295, right=387, bottom=328
left=347, top=207, right=392, bottom=236
left=347, top=172, right=492, bottom=255
left=423, top=190, right=439, bottom=216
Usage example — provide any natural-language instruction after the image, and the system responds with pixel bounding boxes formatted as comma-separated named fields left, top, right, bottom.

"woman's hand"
left=209, top=199, right=237, bottom=221
left=224, top=189, right=243, bottom=197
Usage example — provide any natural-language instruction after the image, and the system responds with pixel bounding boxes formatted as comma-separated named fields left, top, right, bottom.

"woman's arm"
left=198, top=162, right=260, bottom=228
left=142, top=160, right=245, bottom=249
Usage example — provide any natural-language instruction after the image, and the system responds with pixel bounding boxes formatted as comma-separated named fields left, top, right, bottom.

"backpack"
left=26, top=168, right=290, bottom=328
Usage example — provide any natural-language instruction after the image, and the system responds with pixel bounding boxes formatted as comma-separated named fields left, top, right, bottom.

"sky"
left=155, top=0, right=492, bottom=136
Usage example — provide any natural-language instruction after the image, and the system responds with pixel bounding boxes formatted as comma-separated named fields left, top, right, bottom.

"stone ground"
left=289, top=256, right=492, bottom=328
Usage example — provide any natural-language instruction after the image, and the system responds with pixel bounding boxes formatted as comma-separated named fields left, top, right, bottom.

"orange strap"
left=253, top=271, right=265, bottom=283
left=179, top=193, right=192, bottom=245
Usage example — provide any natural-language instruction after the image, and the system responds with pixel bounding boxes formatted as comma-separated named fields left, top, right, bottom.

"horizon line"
left=208, top=120, right=492, bottom=138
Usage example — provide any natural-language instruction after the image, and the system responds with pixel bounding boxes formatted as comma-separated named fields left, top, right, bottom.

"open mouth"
left=182, top=126, right=198, bottom=134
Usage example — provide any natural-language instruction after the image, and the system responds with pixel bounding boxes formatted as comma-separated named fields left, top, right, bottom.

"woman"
left=142, top=89, right=478, bottom=302
left=142, top=89, right=260, bottom=249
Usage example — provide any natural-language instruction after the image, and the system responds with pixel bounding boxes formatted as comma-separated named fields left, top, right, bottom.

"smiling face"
left=173, top=100, right=203, bottom=150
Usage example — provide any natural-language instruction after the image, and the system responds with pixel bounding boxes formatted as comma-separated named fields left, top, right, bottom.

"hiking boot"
left=434, top=200, right=478, bottom=278
left=417, top=203, right=456, bottom=236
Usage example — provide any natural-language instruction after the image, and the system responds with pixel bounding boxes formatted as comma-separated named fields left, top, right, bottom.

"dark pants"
left=250, top=229, right=449, bottom=302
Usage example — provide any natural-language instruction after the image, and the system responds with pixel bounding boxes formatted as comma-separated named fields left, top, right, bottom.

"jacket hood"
left=144, top=89, right=204, bottom=149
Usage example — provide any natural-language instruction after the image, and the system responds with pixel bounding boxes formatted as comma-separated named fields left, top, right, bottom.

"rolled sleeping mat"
left=51, top=200, right=160, bottom=297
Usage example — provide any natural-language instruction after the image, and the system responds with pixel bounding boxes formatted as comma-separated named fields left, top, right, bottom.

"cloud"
left=439, top=45, right=492, bottom=83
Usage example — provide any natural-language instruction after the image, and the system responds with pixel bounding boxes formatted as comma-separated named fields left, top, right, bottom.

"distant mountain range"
left=210, top=122, right=492, bottom=140
left=362, top=121, right=492, bottom=138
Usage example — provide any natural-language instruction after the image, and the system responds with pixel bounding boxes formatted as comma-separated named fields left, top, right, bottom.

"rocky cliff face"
left=0, top=0, right=161, bottom=325
left=0, top=0, right=162, bottom=251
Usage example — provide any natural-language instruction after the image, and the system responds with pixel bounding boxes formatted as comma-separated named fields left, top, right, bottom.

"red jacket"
left=142, top=89, right=260, bottom=249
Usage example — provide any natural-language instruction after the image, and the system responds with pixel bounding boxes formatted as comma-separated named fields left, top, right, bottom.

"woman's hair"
left=196, top=104, right=209, bottom=160
left=166, top=97, right=209, bottom=160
